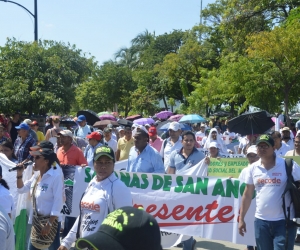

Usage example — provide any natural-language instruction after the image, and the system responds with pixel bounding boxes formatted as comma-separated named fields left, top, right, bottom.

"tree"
left=0, top=39, right=95, bottom=114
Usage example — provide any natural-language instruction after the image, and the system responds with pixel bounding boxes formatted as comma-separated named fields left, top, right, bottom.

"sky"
left=0, top=0, right=215, bottom=65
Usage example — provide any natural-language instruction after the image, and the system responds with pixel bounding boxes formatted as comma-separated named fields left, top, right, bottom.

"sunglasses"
left=34, top=155, right=43, bottom=160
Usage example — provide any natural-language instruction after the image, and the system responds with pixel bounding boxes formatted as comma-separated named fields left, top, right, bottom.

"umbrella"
left=93, top=120, right=119, bottom=128
left=179, top=114, right=206, bottom=123
left=133, top=118, right=155, bottom=125
left=158, top=122, right=192, bottom=131
left=126, top=114, right=142, bottom=121
left=155, top=111, right=173, bottom=120
left=212, top=111, right=232, bottom=117
left=168, top=114, right=184, bottom=122
left=99, top=114, right=117, bottom=121
left=117, top=119, right=133, bottom=127
left=227, top=111, right=274, bottom=136
left=77, top=110, right=100, bottom=126
left=97, top=111, right=111, bottom=116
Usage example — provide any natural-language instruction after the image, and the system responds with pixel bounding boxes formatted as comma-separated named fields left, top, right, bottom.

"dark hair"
left=0, top=141, right=17, bottom=160
left=181, top=131, right=196, bottom=140
left=271, top=131, right=281, bottom=138
left=135, top=130, right=149, bottom=142
left=0, top=179, right=9, bottom=190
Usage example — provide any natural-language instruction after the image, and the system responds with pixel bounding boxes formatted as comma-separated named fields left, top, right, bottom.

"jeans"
left=182, top=236, right=195, bottom=250
left=62, top=216, right=77, bottom=238
left=28, top=222, right=61, bottom=250
left=254, top=218, right=297, bottom=250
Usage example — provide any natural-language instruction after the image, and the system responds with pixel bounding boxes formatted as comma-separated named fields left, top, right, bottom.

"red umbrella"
left=126, top=114, right=142, bottom=121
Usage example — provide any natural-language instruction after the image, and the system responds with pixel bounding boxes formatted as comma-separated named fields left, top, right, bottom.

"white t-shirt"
left=275, top=143, right=290, bottom=157
left=61, top=173, right=132, bottom=249
left=0, top=185, right=14, bottom=214
left=245, top=157, right=300, bottom=221
left=103, top=138, right=118, bottom=153
left=160, top=137, right=182, bottom=171
left=195, top=131, right=205, bottom=143
left=0, top=205, right=15, bottom=250
left=282, top=139, right=294, bottom=150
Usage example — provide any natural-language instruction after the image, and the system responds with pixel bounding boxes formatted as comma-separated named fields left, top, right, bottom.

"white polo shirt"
left=160, top=137, right=182, bottom=171
left=245, top=157, right=300, bottom=221
left=275, top=143, right=290, bottom=157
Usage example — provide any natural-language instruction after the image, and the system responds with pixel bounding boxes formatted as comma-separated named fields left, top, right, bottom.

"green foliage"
left=0, top=39, right=94, bottom=114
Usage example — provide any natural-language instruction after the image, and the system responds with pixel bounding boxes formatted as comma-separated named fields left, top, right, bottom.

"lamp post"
left=0, top=0, right=38, bottom=41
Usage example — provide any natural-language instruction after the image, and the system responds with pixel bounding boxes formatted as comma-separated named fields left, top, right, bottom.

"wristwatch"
left=47, top=221, right=52, bottom=227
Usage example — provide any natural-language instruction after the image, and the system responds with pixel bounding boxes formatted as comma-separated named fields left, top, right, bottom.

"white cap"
left=57, top=130, right=73, bottom=138
left=144, top=124, right=150, bottom=127
left=24, top=119, right=32, bottom=125
left=209, top=142, right=218, bottom=148
left=169, top=122, right=181, bottom=131
left=246, top=145, right=257, bottom=155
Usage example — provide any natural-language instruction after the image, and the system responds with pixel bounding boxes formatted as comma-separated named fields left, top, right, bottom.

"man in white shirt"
left=195, top=124, right=206, bottom=144
left=160, top=122, right=182, bottom=172
left=271, top=131, right=290, bottom=157
left=281, top=127, right=294, bottom=149
left=103, top=128, right=118, bottom=153
left=74, top=115, right=94, bottom=139
left=239, top=134, right=300, bottom=250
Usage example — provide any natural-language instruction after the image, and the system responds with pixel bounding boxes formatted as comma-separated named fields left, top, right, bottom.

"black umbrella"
left=227, top=111, right=274, bottom=136
left=77, top=110, right=100, bottom=126
left=117, top=119, right=133, bottom=127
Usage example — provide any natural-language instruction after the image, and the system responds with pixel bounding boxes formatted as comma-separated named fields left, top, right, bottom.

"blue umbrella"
left=179, top=114, right=206, bottom=123
left=158, top=122, right=192, bottom=131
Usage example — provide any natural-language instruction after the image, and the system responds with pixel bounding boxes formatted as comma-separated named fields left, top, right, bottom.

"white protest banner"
left=198, top=149, right=244, bottom=158
left=63, top=167, right=256, bottom=246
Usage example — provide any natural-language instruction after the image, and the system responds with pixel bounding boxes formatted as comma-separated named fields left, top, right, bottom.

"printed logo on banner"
left=61, top=165, right=76, bottom=215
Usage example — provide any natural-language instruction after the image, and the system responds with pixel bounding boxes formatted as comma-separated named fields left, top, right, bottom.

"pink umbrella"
left=271, top=117, right=284, bottom=128
left=168, top=114, right=184, bottom=122
left=155, top=111, right=173, bottom=120
left=99, top=114, right=117, bottom=121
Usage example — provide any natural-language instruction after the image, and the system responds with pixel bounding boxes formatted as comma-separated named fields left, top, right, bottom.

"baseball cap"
left=148, top=126, right=157, bottom=136
left=282, top=127, right=290, bottom=132
left=86, top=131, right=101, bottom=141
left=30, top=140, right=54, bottom=151
left=209, top=142, right=219, bottom=148
left=256, top=134, right=274, bottom=147
left=94, top=146, right=115, bottom=162
left=57, top=130, right=73, bottom=138
left=118, top=127, right=125, bottom=132
left=107, top=124, right=113, bottom=129
left=103, top=127, right=111, bottom=133
left=31, top=121, right=38, bottom=126
left=246, top=145, right=257, bottom=156
left=76, top=206, right=162, bottom=250
left=168, top=122, right=181, bottom=131
left=23, top=119, right=32, bottom=125
left=15, top=123, right=30, bottom=131
left=30, top=148, right=58, bottom=162
left=145, top=123, right=150, bottom=128
left=77, top=115, right=86, bottom=122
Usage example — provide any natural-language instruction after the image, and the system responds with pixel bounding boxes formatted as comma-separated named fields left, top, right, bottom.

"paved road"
left=167, top=238, right=300, bottom=250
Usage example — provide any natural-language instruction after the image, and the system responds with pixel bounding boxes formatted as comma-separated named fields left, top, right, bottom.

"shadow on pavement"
left=195, top=240, right=242, bottom=250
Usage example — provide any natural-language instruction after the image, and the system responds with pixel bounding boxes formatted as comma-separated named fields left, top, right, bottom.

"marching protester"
left=7, top=112, right=20, bottom=144
left=148, top=126, right=163, bottom=152
left=208, top=142, right=222, bottom=158
left=271, top=131, right=291, bottom=157
left=58, top=146, right=132, bottom=250
left=0, top=140, right=18, bottom=163
left=239, top=134, right=300, bottom=250
left=73, top=115, right=94, bottom=139
left=195, top=123, right=206, bottom=144
left=45, top=116, right=62, bottom=145
left=0, top=125, right=9, bottom=144
left=23, top=119, right=38, bottom=142
left=14, top=123, right=36, bottom=164
left=160, top=122, right=182, bottom=172
left=281, top=126, right=294, bottom=149
left=127, top=130, right=165, bottom=173
left=167, top=131, right=209, bottom=250
left=83, top=131, right=102, bottom=168
left=116, top=127, right=134, bottom=161
left=203, top=128, right=227, bottom=154
left=30, top=121, right=45, bottom=142
left=103, top=127, right=118, bottom=153
left=56, top=130, right=87, bottom=238
left=17, top=148, right=63, bottom=250
left=285, top=134, right=300, bottom=157
left=238, top=134, right=258, bottom=155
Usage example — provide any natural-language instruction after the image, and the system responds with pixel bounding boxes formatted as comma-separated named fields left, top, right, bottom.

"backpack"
left=282, top=158, right=300, bottom=226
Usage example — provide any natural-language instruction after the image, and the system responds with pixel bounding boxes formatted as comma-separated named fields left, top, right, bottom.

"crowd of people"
left=0, top=111, right=299, bottom=250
